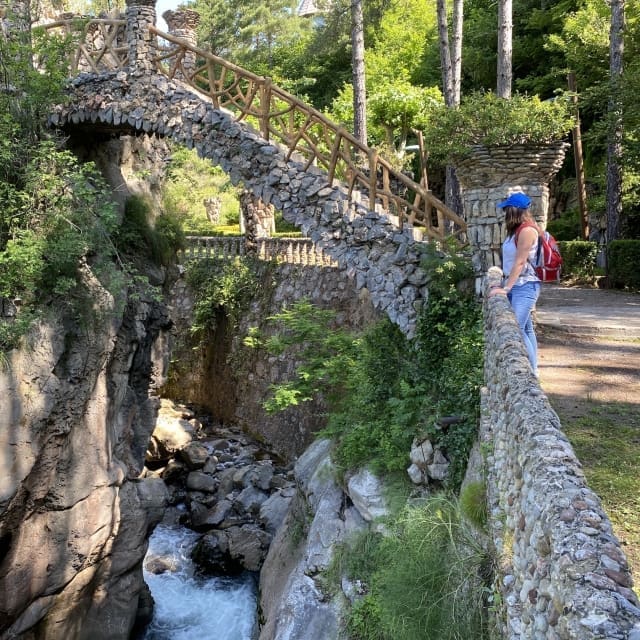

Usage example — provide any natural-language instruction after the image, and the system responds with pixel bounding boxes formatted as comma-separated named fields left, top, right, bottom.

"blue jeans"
left=508, top=281, right=541, bottom=372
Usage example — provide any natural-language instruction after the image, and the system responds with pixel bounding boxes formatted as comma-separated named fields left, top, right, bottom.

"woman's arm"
left=488, top=226, right=538, bottom=297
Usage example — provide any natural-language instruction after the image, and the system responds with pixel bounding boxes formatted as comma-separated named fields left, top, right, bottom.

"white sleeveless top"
left=502, top=232, right=540, bottom=287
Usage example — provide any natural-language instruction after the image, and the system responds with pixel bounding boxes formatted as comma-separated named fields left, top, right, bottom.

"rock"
left=236, top=485, right=270, bottom=515
left=410, top=438, right=433, bottom=468
left=192, top=532, right=243, bottom=575
left=427, top=448, right=449, bottom=481
left=186, top=471, right=217, bottom=493
left=179, top=442, right=210, bottom=469
left=347, top=468, right=388, bottom=522
left=259, top=490, right=294, bottom=535
left=407, top=463, right=424, bottom=485
left=147, top=399, right=198, bottom=461
left=191, top=499, right=233, bottom=530
left=226, top=525, right=273, bottom=571
left=248, top=463, right=274, bottom=491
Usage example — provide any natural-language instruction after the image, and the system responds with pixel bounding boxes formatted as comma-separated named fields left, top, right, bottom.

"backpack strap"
left=514, top=221, right=540, bottom=246
left=514, top=221, right=542, bottom=269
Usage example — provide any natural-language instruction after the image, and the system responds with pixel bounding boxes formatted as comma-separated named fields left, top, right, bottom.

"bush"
left=558, top=240, right=598, bottom=281
left=116, top=195, right=184, bottom=267
left=422, top=91, right=575, bottom=163
left=546, top=208, right=583, bottom=241
left=608, top=240, right=640, bottom=289
left=336, top=496, right=491, bottom=640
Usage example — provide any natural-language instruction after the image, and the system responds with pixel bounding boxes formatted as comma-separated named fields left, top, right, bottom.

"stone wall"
left=165, top=259, right=379, bottom=460
left=482, top=267, right=640, bottom=639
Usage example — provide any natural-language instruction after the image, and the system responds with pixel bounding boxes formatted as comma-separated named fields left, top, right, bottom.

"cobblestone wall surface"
left=49, top=70, right=429, bottom=338
left=483, top=266, right=640, bottom=640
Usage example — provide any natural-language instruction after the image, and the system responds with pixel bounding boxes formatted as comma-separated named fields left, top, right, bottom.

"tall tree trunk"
left=496, top=0, right=512, bottom=98
left=437, top=0, right=464, bottom=215
left=436, top=0, right=453, bottom=104
left=351, top=0, right=367, bottom=147
left=606, top=0, right=625, bottom=247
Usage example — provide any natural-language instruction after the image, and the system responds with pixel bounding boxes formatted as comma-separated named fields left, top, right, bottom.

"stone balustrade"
left=482, top=266, right=640, bottom=639
left=180, top=236, right=337, bottom=267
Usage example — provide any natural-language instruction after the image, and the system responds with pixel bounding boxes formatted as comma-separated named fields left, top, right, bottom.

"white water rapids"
left=142, top=524, right=258, bottom=640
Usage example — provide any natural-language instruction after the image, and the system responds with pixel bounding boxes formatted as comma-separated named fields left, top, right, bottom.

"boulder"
left=347, top=468, right=388, bottom=522
left=179, top=442, right=210, bottom=469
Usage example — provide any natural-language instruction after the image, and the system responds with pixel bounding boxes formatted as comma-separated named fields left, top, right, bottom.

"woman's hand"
left=487, top=286, right=508, bottom=298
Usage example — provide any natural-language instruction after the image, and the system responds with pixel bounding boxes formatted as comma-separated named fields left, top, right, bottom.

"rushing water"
left=142, top=524, right=258, bottom=640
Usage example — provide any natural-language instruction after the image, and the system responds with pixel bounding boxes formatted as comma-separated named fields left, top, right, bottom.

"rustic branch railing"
left=41, top=17, right=467, bottom=244
left=180, top=236, right=337, bottom=266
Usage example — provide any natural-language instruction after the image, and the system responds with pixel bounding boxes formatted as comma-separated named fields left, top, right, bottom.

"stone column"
left=125, top=0, right=156, bottom=73
left=455, top=142, right=569, bottom=279
left=162, top=9, right=200, bottom=79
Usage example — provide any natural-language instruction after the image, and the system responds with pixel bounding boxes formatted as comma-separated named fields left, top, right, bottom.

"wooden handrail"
left=40, top=18, right=467, bottom=244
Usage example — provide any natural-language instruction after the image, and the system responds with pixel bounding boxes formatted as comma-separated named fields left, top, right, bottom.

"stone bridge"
left=41, top=0, right=469, bottom=337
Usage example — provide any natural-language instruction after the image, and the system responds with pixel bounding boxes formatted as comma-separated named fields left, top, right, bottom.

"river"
left=142, top=524, right=258, bottom=640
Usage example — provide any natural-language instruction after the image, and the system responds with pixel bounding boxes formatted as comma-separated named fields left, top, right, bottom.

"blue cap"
left=497, top=192, right=531, bottom=209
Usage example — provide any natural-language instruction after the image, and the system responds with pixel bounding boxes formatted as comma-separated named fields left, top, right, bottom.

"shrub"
left=186, top=256, right=265, bottom=337
left=116, top=195, right=184, bottom=267
left=335, top=496, right=491, bottom=640
left=557, top=240, right=598, bottom=281
left=608, top=240, right=640, bottom=289
left=423, top=91, right=575, bottom=163
left=546, top=208, right=583, bottom=241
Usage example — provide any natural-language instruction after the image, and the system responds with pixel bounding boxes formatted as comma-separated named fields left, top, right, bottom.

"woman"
left=488, top=192, right=541, bottom=374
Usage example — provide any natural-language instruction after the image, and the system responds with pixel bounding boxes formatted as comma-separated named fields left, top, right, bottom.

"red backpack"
left=515, top=222, right=563, bottom=282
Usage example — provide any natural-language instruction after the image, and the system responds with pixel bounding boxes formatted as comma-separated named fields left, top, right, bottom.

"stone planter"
left=455, top=141, right=569, bottom=277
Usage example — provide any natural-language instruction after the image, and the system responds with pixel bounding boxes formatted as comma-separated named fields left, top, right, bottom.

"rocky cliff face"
left=0, top=268, right=171, bottom=639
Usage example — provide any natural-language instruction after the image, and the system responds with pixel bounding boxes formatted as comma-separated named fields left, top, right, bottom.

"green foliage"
left=546, top=208, right=583, bottom=241
left=336, top=496, right=491, bottom=640
left=459, top=481, right=488, bottom=529
left=248, top=247, right=483, bottom=486
left=249, top=299, right=361, bottom=412
left=115, top=195, right=185, bottom=267
left=186, top=256, right=265, bottom=337
left=557, top=240, right=598, bottom=281
left=162, top=146, right=240, bottom=234
left=0, top=309, right=37, bottom=354
left=422, top=91, right=575, bottom=163
left=608, top=240, right=640, bottom=290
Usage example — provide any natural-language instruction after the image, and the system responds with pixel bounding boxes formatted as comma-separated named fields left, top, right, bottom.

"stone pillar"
left=125, top=0, right=156, bottom=73
left=162, top=9, right=200, bottom=79
left=240, top=191, right=275, bottom=254
left=455, top=142, right=569, bottom=279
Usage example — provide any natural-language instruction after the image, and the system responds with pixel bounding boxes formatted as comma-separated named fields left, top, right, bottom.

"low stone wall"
left=181, top=236, right=337, bottom=266
left=482, top=266, right=640, bottom=639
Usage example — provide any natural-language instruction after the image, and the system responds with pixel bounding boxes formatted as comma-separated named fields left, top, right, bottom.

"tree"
left=436, top=0, right=464, bottom=212
left=496, top=0, right=513, bottom=97
left=351, top=0, right=367, bottom=145
left=605, top=0, right=624, bottom=245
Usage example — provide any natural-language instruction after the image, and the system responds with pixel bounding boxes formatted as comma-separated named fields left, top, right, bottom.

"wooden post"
left=568, top=72, right=589, bottom=240
left=259, top=78, right=271, bottom=141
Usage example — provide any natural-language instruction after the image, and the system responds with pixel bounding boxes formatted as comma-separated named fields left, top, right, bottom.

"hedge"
left=608, top=240, right=640, bottom=290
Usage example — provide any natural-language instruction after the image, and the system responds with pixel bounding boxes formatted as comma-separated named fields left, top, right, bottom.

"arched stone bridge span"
left=42, top=3, right=466, bottom=337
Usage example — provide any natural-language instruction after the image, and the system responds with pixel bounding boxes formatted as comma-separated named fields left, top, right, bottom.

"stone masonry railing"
left=482, top=266, right=640, bottom=639
left=180, top=236, right=337, bottom=267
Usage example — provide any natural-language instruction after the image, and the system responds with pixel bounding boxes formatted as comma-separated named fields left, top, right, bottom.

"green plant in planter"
left=422, top=91, right=575, bottom=163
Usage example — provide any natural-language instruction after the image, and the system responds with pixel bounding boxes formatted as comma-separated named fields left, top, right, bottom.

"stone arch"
left=50, top=72, right=430, bottom=336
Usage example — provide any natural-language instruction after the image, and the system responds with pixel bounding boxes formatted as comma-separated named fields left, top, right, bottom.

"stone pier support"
left=162, top=9, right=200, bottom=79
left=455, top=142, right=569, bottom=280
left=125, top=0, right=156, bottom=73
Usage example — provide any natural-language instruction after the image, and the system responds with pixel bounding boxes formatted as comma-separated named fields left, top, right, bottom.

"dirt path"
left=537, top=325, right=640, bottom=589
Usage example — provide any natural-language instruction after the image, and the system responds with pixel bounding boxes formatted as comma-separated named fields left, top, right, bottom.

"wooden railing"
left=40, top=17, right=467, bottom=244
left=180, top=236, right=337, bottom=266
